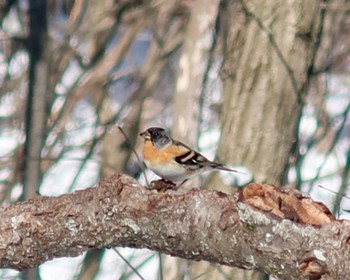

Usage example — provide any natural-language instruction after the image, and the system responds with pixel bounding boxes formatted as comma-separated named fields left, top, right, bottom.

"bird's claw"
left=146, top=179, right=179, bottom=192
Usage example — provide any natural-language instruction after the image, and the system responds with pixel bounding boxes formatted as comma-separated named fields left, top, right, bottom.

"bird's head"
left=140, top=127, right=172, bottom=149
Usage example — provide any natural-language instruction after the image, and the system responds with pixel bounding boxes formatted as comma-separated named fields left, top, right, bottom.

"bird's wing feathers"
left=172, top=140, right=240, bottom=173
left=173, top=141, right=218, bottom=169
left=175, top=150, right=208, bottom=167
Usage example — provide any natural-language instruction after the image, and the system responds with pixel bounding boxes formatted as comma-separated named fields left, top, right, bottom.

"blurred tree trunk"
left=22, top=0, right=49, bottom=279
left=166, top=0, right=220, bottom=279
left=23, top=0, right=48, bottom=199
left=189, top=0, right=321, bottom=279
left=172, top=0, right=220, bottom=145
left=217, top=0, right=320, bottom=185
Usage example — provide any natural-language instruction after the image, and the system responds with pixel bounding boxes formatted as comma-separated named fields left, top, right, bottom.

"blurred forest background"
left=0, top=0, right=349, bottom=279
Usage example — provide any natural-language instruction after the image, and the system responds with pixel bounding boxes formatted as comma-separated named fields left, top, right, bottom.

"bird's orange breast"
left=143, top=140, right=188, bottom=164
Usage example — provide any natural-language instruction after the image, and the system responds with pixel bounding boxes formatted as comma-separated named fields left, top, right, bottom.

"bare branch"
left=0, top=174, right=349, bottom=279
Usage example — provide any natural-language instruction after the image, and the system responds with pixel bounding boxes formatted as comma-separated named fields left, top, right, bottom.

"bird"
left=139, top=127, right=242, bottom=186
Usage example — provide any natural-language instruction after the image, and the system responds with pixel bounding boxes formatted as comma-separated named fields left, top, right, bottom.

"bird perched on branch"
left=140, top=127, right=242, bottom=187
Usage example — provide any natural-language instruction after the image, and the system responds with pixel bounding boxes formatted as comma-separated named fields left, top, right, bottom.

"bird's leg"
left=177, top=179, right=188, bottom=188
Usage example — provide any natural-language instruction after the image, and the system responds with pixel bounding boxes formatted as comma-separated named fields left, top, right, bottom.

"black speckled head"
left=140, top=127, right=172, bottom=149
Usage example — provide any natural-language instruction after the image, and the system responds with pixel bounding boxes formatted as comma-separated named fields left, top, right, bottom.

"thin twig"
left=118, top=126, right=149, bottom=186
left=113, top=248, right=145, bottom=280
left=158, top=253, right=163, bottom=280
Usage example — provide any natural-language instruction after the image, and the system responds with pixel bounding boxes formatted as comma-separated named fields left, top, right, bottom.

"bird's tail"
left=214, top=163, right=246, bottom=174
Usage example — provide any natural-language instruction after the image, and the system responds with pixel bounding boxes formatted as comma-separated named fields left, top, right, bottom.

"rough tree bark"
left=0, top=174, right=348, bottom=280
left=218, top=0, right=320, bottom=184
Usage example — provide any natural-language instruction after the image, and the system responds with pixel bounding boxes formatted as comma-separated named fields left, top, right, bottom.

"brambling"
left=140, top=127, right=241, bottom=186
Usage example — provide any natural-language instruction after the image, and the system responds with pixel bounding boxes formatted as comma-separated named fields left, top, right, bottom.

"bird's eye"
left=153, top=131, right=160, bottom=138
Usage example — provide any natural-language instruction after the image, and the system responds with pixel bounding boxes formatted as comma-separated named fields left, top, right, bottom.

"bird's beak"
left=139, top=130, right=149, bottom=140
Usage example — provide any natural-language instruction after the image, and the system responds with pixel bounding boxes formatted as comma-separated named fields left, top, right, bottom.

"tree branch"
left=1, top=174, right=349, bottom=279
